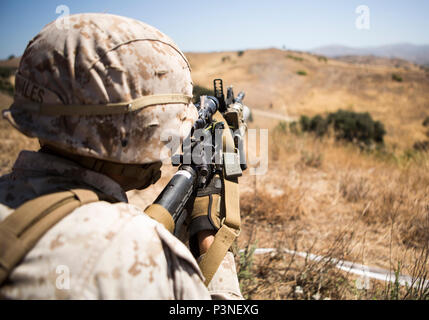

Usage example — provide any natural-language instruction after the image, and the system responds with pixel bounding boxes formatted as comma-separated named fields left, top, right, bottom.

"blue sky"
left=0, top=0, right=428, bottom=59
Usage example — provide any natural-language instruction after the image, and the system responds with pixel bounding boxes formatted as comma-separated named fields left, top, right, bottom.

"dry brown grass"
left=236, top=125, right=429, bottom=299
left=240, top=188, right=305, bottom=225
left=236, top=229, right=429, bottom=300
left=0, top=93, right=39, bottom=175
left=236, top=221, right=354, bottom=299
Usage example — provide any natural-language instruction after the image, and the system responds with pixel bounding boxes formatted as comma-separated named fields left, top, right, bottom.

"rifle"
left=150, top=78, right=249, bottom=239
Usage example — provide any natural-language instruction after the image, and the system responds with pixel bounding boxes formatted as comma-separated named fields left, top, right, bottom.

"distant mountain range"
left=311, top=43, right=429, bottom=66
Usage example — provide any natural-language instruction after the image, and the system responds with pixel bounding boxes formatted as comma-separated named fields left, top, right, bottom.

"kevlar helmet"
left=3, top=13, right=198, bottom=164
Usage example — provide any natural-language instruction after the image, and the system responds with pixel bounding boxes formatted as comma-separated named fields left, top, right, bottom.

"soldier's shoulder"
left=66, top=201, right=200, bottom=270
left=65, top=201, right=205, bottom=297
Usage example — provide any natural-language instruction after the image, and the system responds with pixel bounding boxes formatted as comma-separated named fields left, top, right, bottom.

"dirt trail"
left=251, top=108, right=296, bottom=122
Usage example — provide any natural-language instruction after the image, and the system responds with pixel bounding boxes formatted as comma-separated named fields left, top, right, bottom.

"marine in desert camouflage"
left=0, top=13, right=242, bottom=299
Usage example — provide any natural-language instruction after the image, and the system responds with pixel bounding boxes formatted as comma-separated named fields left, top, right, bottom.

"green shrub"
left=0, top=67, right=14, bottom=78
left=286, top=54, right=304, bottom=62
left=317, top=56, right=328, bottom=63
left=289, top=121, right=299, bottom=134
left=410, top=116, right=429, bottom=153
left=373, top=121, right=386, bottom=143
left=192, top=85, right=213, bottom=104
left=297, top=110, right=386, bottom=146
left=276, top=121, right=288, bottom=133
left=237, top=241, right=257, bottom=297
left=0, top=78, right=14, bottom=96
left=299, top=115, right=328, bottom=137
left=392, top=73, right=403, bottom=82
left=299, top=115, right=311, bottom=132
left=309, top=114, right=329, bottom=137
left=327, top=110, right=386, bottom=145
left=413, top=141, right=429, bottom=152
left=237, top=50, right=245, bottom=57
left=328, top=110, right=382, bottom=144
left=296, top=70, right=307, bottom=76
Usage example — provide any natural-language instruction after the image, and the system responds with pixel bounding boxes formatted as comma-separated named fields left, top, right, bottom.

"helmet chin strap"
left=39, top=143, right=162, bottom=190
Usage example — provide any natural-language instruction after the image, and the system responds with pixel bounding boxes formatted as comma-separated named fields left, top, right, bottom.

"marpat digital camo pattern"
left=0, top=151, right=241, bottom=299
left=0, top=13, right=243, bottom=300
left=3, top=13, right=197, bottom=164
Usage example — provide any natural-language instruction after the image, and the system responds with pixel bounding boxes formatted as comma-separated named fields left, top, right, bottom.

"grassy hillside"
left=187, top=48, right=429, bottom=150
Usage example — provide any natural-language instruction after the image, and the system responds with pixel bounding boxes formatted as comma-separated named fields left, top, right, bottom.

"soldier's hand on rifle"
left=189, top=173, right=224, bottom=257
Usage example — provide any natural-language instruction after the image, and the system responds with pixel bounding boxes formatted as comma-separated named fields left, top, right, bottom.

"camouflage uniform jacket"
left=0, top=151, right=242, bottom=300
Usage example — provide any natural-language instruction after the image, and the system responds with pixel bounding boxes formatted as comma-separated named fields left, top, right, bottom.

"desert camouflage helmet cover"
left=3, top=13, right=198, bottom=164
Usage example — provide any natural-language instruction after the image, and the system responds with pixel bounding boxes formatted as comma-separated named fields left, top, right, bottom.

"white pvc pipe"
left=239, top=248, right=429, bottom=289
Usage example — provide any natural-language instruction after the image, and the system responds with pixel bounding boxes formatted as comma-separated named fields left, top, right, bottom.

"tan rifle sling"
left=198, top=111, right=241, bottom=286
left=0, top=188, right=103, bottom=286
